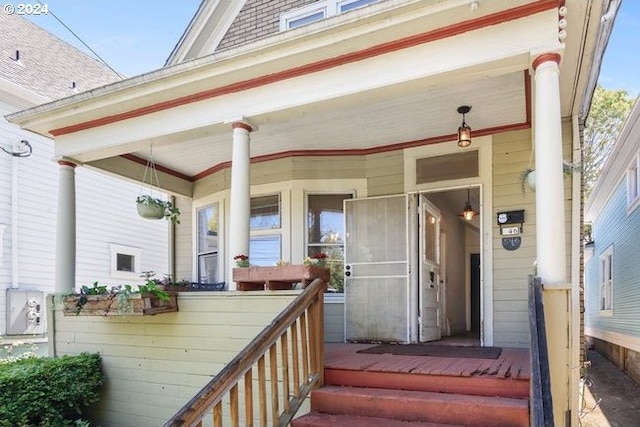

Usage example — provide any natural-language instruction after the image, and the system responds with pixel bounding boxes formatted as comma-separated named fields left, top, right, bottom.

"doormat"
left=357, top=344, right=502, bottom=359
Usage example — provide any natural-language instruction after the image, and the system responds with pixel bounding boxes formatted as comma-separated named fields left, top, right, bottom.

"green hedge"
left=0, top=352, right=103, bottom=427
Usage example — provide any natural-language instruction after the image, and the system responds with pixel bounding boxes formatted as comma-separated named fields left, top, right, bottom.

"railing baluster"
left=300, top=311, right=309, bottom=381
left=164, top=278, right=326, bottom=427
left=244, top=368, right=253, bottom=427
left=230, top=384, right=239, bottom=427
left=213, top=402, right=223, bottom=427
left=269, top=345, right=280, bottom=426
left=291, top=320, right=300, bottom=397
left=281, top=330, right=291, bottom=414
left=258, top=355, right=267, bottom=427
left=315, top=295, right=325, bottom=386
left=308, top=304, right=318, bottom=381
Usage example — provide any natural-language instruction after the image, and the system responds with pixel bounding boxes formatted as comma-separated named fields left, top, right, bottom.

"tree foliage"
left=583, top=85, right=634, bottom=199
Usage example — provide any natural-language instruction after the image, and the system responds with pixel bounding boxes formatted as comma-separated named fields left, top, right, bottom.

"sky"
left=21, top=0, right=640, bottom=96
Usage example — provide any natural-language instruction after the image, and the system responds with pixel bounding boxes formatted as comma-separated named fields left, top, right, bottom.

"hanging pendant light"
left=457, top=105, right=472, bottom=148
left=460, top=188, right=478, bottom=221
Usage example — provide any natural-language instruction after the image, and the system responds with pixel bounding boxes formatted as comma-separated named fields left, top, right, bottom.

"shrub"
left=0, top=352, right=103, bottom=426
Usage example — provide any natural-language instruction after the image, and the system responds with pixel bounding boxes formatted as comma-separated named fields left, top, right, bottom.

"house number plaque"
left=502, top=236, right=521, bottom=251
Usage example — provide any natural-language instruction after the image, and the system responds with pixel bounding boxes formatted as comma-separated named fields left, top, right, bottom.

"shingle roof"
left=0, top=12, right=120, bottom=100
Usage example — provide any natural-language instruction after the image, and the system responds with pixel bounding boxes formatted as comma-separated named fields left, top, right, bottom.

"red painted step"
left=325, top=367, right=530, bottom=399
left=308, top=386, right=529, bottom=427
left=293, top=412, right=464, bottom=426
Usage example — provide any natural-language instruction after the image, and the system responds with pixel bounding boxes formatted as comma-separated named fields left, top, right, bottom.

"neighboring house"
left=6, top=0, right=616, bottom=425
left=585, top=97, right=640, bottom=385
left=0, top=13, right=169, bottom=339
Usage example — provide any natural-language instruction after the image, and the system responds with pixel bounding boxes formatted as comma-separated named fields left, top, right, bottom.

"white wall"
left=0, top=96, right=169, bottom=337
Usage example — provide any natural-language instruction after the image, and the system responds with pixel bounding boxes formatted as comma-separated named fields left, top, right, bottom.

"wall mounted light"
left=457, top=105, right=472, bottom=148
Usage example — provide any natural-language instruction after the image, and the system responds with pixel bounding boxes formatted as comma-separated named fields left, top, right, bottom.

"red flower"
left=312, top=253, right=328, bottom=260
left=234, top=254, right=249, bottom=261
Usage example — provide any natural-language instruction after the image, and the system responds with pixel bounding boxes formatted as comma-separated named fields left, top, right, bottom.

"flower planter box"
left=232, top=265, right=330, bottom=291
left=63, top=293, right=179, bottom=316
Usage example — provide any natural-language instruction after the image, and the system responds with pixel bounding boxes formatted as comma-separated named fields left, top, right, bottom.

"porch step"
left=293, top=412, right=464, bottom=426
left=325, top=367, right=530, bottom=399
left=302, top=385, right=529, bottom=427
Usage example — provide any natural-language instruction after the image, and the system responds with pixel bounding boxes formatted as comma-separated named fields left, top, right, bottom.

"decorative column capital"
left=226, top=116, right=257, bottom=132
left=231, top=121, right=253, bottom=132
left=532, top=53, right=561, bottom=71
left=56, top=157, right=80, bottom=168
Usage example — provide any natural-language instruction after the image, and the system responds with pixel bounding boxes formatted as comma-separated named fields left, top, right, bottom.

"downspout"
left=570, top=114, right=583, bottom=427
left=11, top=155, right=19, bottom=288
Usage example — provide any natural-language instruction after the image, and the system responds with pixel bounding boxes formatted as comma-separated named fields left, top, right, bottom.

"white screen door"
left=420, top=196, right=441, bottom=342
left=344, top=195, right=410, bottom=343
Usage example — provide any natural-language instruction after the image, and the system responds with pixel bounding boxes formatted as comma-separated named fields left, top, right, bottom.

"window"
left=599, top=246, right=613, bottom=313
left=281, top=0, right=379, bottom=31
left=627, top=155, right=639, bottom=211
left=307, top=193, right=353, bottom=292
left=109, top=244, right=142, bottom=279
left=250, top=194, right=282, bottom=266
left=197, top=204, right=220, bottom=284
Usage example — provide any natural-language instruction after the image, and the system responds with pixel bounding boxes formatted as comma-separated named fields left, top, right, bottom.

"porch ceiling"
left=119, top=71, right=527, bottom=178
left=6, top=0, right=607, bottom=189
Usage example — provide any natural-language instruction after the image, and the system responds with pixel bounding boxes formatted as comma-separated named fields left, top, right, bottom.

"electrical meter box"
left=6, top=289, right=45, bottom=335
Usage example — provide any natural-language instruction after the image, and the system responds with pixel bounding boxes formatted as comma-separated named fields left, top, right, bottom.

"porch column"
left=533, top=53, right=566, bottom=285
left=56, top=160, right=77, bottom=293
left=228, top=121, right=253, bottom=290
left=532, top=52, right=570, bottom=426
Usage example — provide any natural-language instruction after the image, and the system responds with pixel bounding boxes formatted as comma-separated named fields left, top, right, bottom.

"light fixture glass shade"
left=458, top=124, right=472, bottom=147
left=462, top=202, right=475, bottom=220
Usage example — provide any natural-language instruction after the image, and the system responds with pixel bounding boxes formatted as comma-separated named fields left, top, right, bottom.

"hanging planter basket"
left=136, top=146, right=180, bottom=223
left=136, top=200, right=165, bottom=219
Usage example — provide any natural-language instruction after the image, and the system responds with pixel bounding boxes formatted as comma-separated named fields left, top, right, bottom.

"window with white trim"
left=599, top=246, right=613, bottom=313
left=250, top=194, right=282, bottom=266
left=110, top=244, right=142, bottom=279
left=627, top=154, right=639, bottom=210
left=307, top=193, right=353, bottom=292
left=197, top=203, right=220, bottom=284
left=280, top=0, right=379, bottom=30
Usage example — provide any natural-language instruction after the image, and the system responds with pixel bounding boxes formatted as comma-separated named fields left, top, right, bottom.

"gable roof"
left=0, top=12, right=120, bottom=101
left=165, top=0, right=246, bottom=66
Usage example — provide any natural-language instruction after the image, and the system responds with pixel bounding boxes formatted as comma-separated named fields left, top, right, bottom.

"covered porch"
left=7, top=1, right=609, bottom=425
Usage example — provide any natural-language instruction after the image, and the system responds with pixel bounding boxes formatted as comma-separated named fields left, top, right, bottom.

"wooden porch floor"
left=325, top=343, right=530, bottom=380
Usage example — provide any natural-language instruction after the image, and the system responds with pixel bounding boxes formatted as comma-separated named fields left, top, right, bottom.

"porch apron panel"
left=344, top=195, right=410, bottom=343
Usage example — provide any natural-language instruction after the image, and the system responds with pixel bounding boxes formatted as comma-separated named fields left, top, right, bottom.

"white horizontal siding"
left=1, top=97, right=168, bottom=336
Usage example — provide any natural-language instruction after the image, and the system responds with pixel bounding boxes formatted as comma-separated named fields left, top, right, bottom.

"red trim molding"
left=132, top=70, right=532, bottom=183
left=50, top=0, right=556, bottom=137
left=174, top=122, right=532, bottom=182
left=57, top=160, right=77, bottom=168
left=532, top=53, right=561, bottom=70
left=120, top=154, right=192, bottom=181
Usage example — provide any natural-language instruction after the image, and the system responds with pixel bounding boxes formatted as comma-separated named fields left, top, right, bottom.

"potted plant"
left=62, top=280, right=177, bottom=316
left=520, top=168, right=536, bottom=194
left=520, top=161, right=580, bottom=195
left=234, top=254, right=250, bottom=267
left=136, top=146, right=181, bottom=223
left=232, top=254, right=330, bottom=291
left=136, top=195, right=180, bottom=224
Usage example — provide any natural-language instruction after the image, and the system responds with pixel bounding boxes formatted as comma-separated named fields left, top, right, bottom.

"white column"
left=228, top=122, right=252, bottom=290
left=56, top=160, right=77, bottom=293
left=533, top=53, right=566, bottom=286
